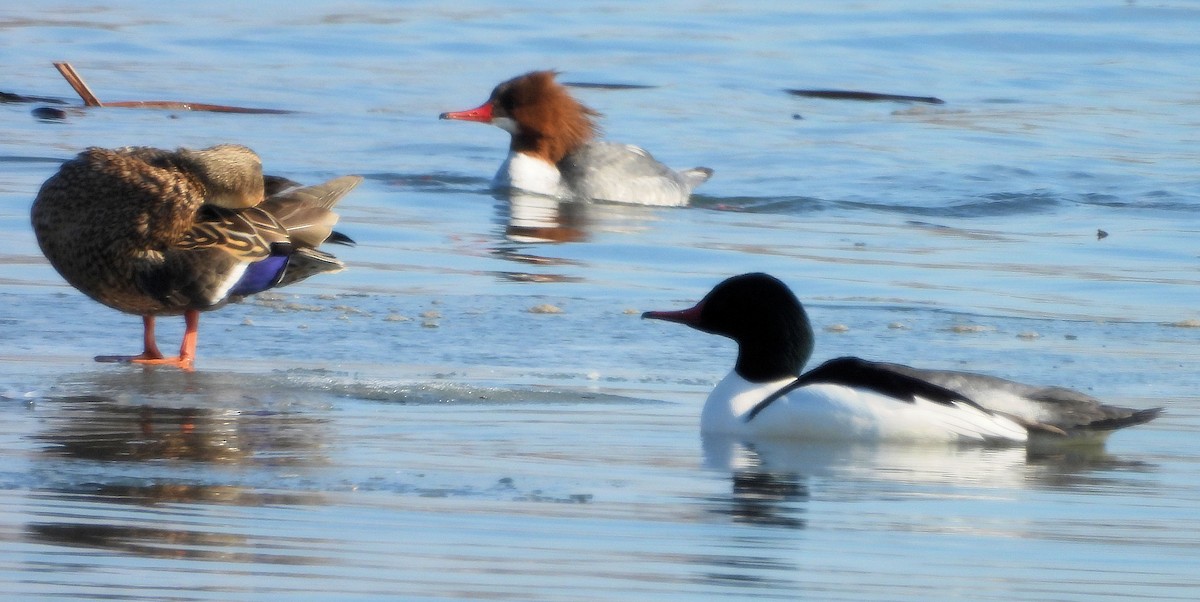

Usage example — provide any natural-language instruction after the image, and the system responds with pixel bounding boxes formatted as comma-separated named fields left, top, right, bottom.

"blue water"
left=2, top=1, right=1199, bottom=600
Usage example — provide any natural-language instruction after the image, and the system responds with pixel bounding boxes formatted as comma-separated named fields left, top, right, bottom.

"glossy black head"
left=643, top=273, right=815, bottom=382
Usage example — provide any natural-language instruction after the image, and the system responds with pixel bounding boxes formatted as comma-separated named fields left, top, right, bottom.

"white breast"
left=495, top=152, right=564, bottom=198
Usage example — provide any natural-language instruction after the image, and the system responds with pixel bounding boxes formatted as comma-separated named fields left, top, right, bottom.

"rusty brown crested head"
left=442, top=70, right=601, bottom=164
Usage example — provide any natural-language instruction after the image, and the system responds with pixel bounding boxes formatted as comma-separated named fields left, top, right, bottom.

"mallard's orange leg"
left=97, top=312, right=198, bottom=371
left=139, top=315, right=166, bottom=359
left=95, top=315, right=163, bottom=363
left=131, top=310, right=199, bottom=371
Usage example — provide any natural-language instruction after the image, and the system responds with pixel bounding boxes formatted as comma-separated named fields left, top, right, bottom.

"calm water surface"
left=1, top=1, right=1199, bottom=600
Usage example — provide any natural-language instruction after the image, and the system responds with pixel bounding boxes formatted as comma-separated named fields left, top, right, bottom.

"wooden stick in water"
left=49, top=61, right=295, bottom=114
left=53, top=62, right=103, bottom=107
left=102, top=100, right=294, bottom=114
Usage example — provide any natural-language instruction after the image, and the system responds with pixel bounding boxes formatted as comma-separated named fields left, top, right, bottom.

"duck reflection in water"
left=26, top=522, right=327, bottom=565
left=37, top=395, right=246, bottom=463
left=26, top=372, right=328, bottom=561
left=723, top=470, right=809, bottom=529
left=491, top=189, right=663, bottom=283
left=702, top=434, right=1158, bottom=526
left=501, top=189, right=590, bottom=244
left=498, top=188, right=662, bottom=244
left=36, top=368, right=326, bottom=458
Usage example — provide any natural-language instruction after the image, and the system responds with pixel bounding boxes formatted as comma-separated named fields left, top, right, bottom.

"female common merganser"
left=643, top=273, right=1162, bottom=444
left=440, top=70, right=712, bottom=207
left=31, top=144, right=361, bottom=371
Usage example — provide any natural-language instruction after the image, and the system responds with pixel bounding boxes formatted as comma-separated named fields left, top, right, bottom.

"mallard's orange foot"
left=131, top=356, right=195, bottom=372
left=94, top=354, right=194, bottom=371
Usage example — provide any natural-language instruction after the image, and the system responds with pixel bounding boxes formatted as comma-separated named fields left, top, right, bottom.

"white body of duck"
left=702, top=372, right=1029, bottom=442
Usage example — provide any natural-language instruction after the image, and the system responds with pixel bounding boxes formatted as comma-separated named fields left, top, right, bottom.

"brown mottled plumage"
left=31, top=144, right=361, bottom=370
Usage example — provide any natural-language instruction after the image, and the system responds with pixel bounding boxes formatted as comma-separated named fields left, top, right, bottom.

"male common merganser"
left=440, top=70, right=712, bottom=207
left=31, top=144, right=361, bottom=371
left=643, top=273, right=1162, bottom=444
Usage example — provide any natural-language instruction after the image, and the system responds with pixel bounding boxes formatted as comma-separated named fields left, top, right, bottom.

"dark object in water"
left=1097, top=229, right=1108, bottom=240
left=562, top=81, right=656, bottom=90
left=32, top=106, right=68, bottom=121
left=51, top=62, right=295, bottom=114
left=2, top=91, right=68, bottom=104
left=786, top=89, right=945, bottom=105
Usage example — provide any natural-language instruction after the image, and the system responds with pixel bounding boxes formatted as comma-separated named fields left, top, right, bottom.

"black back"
left=745, top=356, right=985, bottom=422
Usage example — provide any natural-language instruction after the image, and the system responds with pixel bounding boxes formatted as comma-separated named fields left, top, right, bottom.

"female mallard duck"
left=31, top=144, right=361, bottom=371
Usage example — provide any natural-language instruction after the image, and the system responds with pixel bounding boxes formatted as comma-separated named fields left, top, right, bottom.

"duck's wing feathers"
left=798, top=357, right=972, bottom=406
left=559, top=142, right=704, bottom=204
left=263, top=175, right=362, bottom=211
left=263, top=175, right=302, bottom=197
left=174, top=175, right=361, bottom=258
left=805, top=357, right=1063, bottom=432
left=874, top=362, right=1163, bottom=433
left=743, top=357, right=1040, bottom=441
left=176, top=205, right=285, bottom=261
left=256, top=175, right=362, bottom=248
left=745, top=357, right=981, bottom=423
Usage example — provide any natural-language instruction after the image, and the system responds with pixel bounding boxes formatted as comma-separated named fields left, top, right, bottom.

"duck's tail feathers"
left=325, top=230, right=356, bottom=246
left=259, top=176, right=363, bottom=248
left=680, top=167, right=713, bottom=190
left=278, top=175, right=363, bottom=210
left=1075, top=407, right=1164, bottom=433
left=277, top=247, right=344, bottom=289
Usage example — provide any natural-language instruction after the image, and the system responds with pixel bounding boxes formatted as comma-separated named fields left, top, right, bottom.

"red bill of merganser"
left=643, top=273, right=1162, bottom=444
left=440, top=70, right=712, bottom=207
